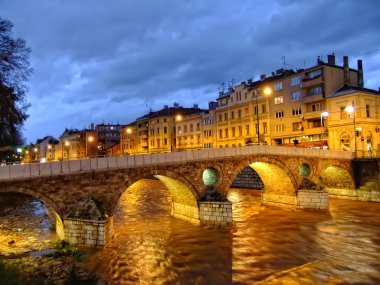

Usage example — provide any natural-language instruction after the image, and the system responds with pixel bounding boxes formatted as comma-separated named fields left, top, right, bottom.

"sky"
left=1, top=0, right=380, bottom=143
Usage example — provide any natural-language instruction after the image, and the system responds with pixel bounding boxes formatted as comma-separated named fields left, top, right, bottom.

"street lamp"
left=170, top=115, right=182, bottom=152
left=85, top=135, right=94, bottom=158
left=320, top=111, right=329, bottom=144
left=345, top=102, right=356, bottom=154
left=65, top=141, right=70, bottom=160
left=253, top=87, right=271, bottom=144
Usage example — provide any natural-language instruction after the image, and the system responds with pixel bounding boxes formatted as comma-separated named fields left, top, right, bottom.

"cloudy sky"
left=1, top=0, right=380, bottom=143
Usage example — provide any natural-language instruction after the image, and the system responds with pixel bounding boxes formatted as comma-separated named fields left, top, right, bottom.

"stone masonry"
left=199, top=201, right=232, bottom=226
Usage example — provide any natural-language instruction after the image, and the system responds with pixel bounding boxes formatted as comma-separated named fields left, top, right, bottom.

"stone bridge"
left=0, top=145, right=362, bottom=247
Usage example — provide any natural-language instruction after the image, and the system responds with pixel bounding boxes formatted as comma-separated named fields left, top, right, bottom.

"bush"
left=53, top=240, right=82, bottom=261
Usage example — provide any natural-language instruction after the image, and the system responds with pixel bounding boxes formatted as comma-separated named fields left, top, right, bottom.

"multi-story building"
left=214, top=54, right=364, bottom=149
left=96, top=124, right=123, bottom=156
left=176, top=102, right=217, bottom=150
left=122, top=104, right=205, bottom=154
left=326, top=85, right=380, bottom=154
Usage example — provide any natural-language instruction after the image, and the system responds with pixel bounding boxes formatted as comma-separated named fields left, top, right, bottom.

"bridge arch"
left=117, top=169, right=201, bottom=223
left=0, top=186, right=64, bottom=239
left=226, top=156, right=298, bottom=196
left=318, top=164, right=355, bottom=190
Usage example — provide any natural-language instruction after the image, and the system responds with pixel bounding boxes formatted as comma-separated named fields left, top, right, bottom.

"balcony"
left=302, top=93, right=324, bottom=104
left=303, top=111, right=322, bottom=120
left=301, top=76, right=323, bottom=89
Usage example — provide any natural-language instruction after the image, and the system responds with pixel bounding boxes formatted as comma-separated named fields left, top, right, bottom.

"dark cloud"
left=1, top=0, right=379, bottom=142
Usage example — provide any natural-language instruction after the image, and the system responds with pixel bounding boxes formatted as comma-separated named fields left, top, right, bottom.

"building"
left=122, top=104, right=205, bottom=154
left=176, top=102, right=217, bottom=150
left=326, top=85, right=380, bottom=155
left=213, top=54, right=364, bottom=149
left=96, top=124, right=123, bottom=156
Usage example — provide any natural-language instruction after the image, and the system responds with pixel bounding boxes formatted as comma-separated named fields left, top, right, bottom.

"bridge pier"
left=262, top=189, right=329, bottom=211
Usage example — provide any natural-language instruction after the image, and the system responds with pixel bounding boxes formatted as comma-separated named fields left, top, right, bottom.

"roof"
left=136, top=106, right=206, bottom=121
left=327, top=85, right=380, bottom=99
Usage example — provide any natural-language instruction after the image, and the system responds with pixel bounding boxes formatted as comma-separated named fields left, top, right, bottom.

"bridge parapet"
left=0, top=146, right=354, bottom=182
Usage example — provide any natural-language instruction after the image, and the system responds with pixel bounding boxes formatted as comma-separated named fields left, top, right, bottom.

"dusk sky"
left=1, top=0, right=380, bottom=143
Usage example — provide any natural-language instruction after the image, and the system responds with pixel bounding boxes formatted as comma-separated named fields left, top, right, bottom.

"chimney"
left=193, top=103, right=199, bottom=109
left=327, top=54, right=335, bottom=65
left=357, top=59, right=364, bottom=88
left=343, top=56, right=350, bottom=85
left=260, top=74, right=266, bottom=80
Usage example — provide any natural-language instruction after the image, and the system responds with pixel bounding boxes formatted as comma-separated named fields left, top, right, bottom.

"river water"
left=1, top=180, right=380, bottom=284
left=87, top=179, right=380, bottom=284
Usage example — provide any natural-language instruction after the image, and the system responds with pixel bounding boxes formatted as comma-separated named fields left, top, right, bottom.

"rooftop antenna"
left=220, top=82, right=226, bottom=92
left=144, top=104, right=149, bottom=114
left=281, top=56, right=286, bottom=69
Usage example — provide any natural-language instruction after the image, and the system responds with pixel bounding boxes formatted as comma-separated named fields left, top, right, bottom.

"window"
left=254, top=105, right=258, bottom=115
left=263, top=122, right=267, bottom=134
left=238, top=110, right=242, bottom=118
left=274, top=82, right=283, bottom=90
left=219, top=114, right=223, bottom=122
left=177, top=126, right=181, bottom=134
left=157, top=127, right=160, bottom=135
left=366, top=104, right=370, bottom=117
left=308, top=69, right=322, bottom=79
left=238, top=126, right=242, bottom=137
left=157, top=139, right=160, bottom=147
left=309, top=119, right=321, bottom=128
left=231, top=111, right=235, bottom=119
left=275, top=111, right=284, bottom=118
left=164, top=127, right=167, bottom=134
left=164, top=138, right=168, bottom=145
left=232, top=127, right=236, bottom=137
left=219, top=129, right=223, bottom=139
left=291, top=91, right=301, bottom=101
left=292, top=107, right=302, bottom=116
left=245, top=108, right=249, bottom=115
left=224, top=128, right=228, bottom=138
left=274, top=96, right=283, bottom=105
left=275, top=125, right=284, bottom=133
left=293, top=122, right=302, bottom=131
left=262, top=104, right=267, bottom=113
left=224, top=113, right=228, bottom=120
left=197, top=135, right=200, bottom=143
left=308, top=86, right=323, bottom=96
left=340, top=106, right=349, bottom=119
left=190, top=124, right=193, bottom=132
left=245, top=125, right=250, bottom=135
left=184, top=125, right=187, bottom=133
left=311, top=103, right=321, bottom=112
left=197, top=123, right=200, bottom=131
left=290, top=77, right=300, bottom=86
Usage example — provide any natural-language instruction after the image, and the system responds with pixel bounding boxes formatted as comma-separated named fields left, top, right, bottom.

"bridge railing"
left=0, top=145, right=355, bottom=181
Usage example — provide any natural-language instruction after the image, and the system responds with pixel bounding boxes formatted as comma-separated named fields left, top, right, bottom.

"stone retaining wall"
left=171, top=202, right=200, bottom=224
left=261, top=193, right=298, bottom=209
left=327, top=187, right=380, bottom=202
left=199, top=201, right=232, bottom=226
left=63, top=218, right=113, bottom=247
left=297, top=189, right=329, bottom=210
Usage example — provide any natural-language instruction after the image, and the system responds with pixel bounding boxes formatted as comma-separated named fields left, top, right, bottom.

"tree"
left=0, top=17, right=32, bottom=149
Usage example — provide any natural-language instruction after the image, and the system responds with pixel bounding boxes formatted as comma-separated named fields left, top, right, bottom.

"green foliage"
left=49, top=221, right=56, bottom=231
left=53, top=240, right=83, bottom=261
left=0, top=17, right=32, bottom=149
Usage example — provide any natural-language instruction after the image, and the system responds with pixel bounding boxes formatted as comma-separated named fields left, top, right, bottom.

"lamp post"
left=320, top=111, right=329, bottom=144
left=64, top=141, right=70, bottom=160
left=170, top=115, right=182, bottom=152
left=47, top=144, right=52, bottom=161
left=253, top=87, right=271, bottom=144
left=345, top=101, right=356, bottom=154
left=85, top=134, right=94, bottom=158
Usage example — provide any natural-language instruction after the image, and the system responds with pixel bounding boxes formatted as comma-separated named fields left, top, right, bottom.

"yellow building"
left=326, top=86, right=380, bottom=155
left=176, top=102, right=217, bottom=151
left=122, top=104, right=205, bottom=154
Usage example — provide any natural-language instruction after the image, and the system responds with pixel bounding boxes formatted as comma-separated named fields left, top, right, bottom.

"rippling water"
left=87, top=179, right=380, bottom=284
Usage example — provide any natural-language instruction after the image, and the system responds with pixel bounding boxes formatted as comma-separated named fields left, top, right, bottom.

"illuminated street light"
left=320, top=111, right=329, bottom=144
left=345, top=102, right=356, bottom=154
left=170, top=115, right=182, bottom=152
left=253, top=87, right=272, bottom=144
left=126, top=128, right=132, bottom=134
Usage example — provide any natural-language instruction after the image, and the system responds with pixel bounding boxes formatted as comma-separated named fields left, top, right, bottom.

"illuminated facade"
left=326, top=86, right=380, bottom=154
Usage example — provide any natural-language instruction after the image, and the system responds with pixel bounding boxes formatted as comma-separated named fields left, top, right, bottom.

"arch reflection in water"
left=90, top=179, right=232, bottom=284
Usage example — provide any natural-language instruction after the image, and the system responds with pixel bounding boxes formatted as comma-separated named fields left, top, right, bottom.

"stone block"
left=30, top=163, right=40, bottom=176
left=69, top=160, right=81, bottom=172
left=90, top=158, right=98, bottom=170
left=107, top=157, right=117, bottom=168
left=157, top=153, right=166, bottom=164
left=172, top=152, right=181, bottom=162
left=81, top=159, right=91, bottom=171
left=135, top=155, right=144, bottom=165
left=97, top=157, right=108, bottom=169
left=10, top=164, right=29, bottom=178
left=150, top=153, right=158, bottom=165
left=0, top=165, right=10, bottom=180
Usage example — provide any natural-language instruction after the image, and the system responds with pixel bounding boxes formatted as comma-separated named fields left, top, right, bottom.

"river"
left=1, top=180, right=380, bottom=284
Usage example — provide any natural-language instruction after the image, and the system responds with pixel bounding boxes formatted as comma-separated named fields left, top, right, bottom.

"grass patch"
left=53, top=240, right=83, bottom=261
